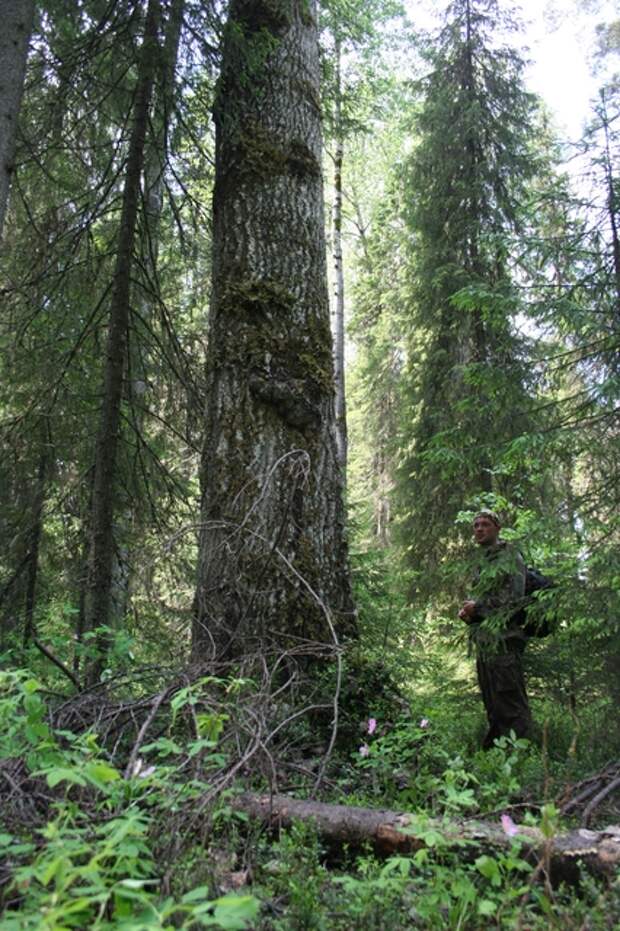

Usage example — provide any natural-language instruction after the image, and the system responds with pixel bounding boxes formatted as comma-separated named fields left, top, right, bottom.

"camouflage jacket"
left=466, top=540, right=526, bottom=648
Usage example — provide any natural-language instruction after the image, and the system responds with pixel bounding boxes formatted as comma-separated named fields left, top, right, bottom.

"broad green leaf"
left=84, top=762, right=121, bottom=787
left=42, top=855, right=69, bottom=887
left=181, top=885, right=210, bottom=904
left=46, top=767, right=87, bottom=788
left=23, top=679, right=41, bottom=694
left=25, top=721, right=50, bottom=743
left=188, top=738, right=217, bottom=758
left=118, top=878, right=157, bottom=890
left=195, top=894, right=260, bottom=929
left=475, top=855, right=501, bottom=886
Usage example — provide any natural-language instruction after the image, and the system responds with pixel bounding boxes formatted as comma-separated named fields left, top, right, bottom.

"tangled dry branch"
left=559, top=761, right=620, bottom=825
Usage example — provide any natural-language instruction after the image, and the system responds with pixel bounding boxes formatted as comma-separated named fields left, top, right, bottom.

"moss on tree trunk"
left=192, top=0, right=355, bottom=659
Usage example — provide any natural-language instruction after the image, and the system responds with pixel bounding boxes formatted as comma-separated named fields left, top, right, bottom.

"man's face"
left=473, top=515, right=500, bottom=546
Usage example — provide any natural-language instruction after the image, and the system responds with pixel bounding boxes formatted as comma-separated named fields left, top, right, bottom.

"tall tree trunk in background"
left=599, top=89, right=620, bottom=316
left=193, top=0, right=356, bottom=660
left=109, top=0, right=184, bottom=628
left=23, top=428, right=50, bottom=646
left=0, top=0, right=35, bottom=240
left=332, top=37, right=347, bottom=477
left=142, top=0, right=183, bottom=270
left=86, top=0, right=161, bottom=683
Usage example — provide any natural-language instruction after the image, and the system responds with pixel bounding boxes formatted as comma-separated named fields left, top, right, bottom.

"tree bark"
left=86, top=0, right=161, bottom=682
left=233, top=792, right=620, bottom=884
left=23, top=438, right=49, bottom=646
left=109, top=0, right=184, bottom=628
left=0, top=0, right=35, bottom=240
left=331, top=37, right=347, bottom=476
left=599, top=89, right=620, bottom=320
left=192, top=0, right=356, bottom=659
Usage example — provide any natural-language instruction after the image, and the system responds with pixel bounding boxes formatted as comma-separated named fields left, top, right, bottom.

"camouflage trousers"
left=476, top=641, right=531, bottom=750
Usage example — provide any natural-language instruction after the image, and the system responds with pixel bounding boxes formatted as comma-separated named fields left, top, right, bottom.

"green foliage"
left=0, top=0, right=211, bottom=669
left=2, top=0, right=620, bottom=927
left=3, top=649, right=620, bottom=930
left=392, top=0, right=543, bottom=597
left=345, top=707, right=542, bottom=814
left=251, top=798, right=620, bottom=930
left=319, top=0, right=408, bottom=137
left=0, top=670, right=259, bottom=929
left=260, top=821, right=329, bottom=930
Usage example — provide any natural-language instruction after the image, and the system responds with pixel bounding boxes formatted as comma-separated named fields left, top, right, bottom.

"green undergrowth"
left=251, top=819, right=620, bottom=931
left=1, top=643, right=619, bottom=929
left=0, top=668, right=260, bottom=930
left=248, top=720, right=620, bottom=929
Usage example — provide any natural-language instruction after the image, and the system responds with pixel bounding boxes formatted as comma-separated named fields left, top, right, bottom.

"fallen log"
left=233, top=793, right=620, bottom=884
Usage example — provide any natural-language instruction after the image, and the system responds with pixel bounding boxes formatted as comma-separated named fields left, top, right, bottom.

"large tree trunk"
left=86, top=0, right=161, bottom=683
left=192, top=0, right=355, bottom=660
left=234, top=793, right=620, bottom=884
left=0, top=0, right=35, bottom=240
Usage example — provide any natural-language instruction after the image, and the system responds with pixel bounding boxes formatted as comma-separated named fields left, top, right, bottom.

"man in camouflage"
left=459, top=510, right=531, bottom=750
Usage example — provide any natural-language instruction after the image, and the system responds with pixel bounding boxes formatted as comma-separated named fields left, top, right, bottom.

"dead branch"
left=560, top=762, right=620, bottom=817
left=34, top=638, right=81, bottom=690
left=583, top=776, right=620, bottom=827
left=123, top=684, right=174, bottom=779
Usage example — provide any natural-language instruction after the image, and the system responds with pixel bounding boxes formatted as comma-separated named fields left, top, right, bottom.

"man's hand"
left=459, top=600, right=477, bottom=621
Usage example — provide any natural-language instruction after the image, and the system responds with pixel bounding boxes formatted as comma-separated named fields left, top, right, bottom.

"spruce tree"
left=397, top=0, right=540, bottom=596
left=0, top=0, right=211, bottom=670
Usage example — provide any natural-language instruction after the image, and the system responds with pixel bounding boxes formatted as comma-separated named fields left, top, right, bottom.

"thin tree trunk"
left=110, top=0, right=184, bottom=628
left=599, top=90, right=620, bottom=317
left=0, top=0, right=35, bottom=239
left=73, top=580, right=87, bottom=676
left=23, top=437, right=49, bottom=646
left=86, top=0, right=161, bottom=683
left=332, top=37, right=347, bottom=476
left=193, top=0, right=356, bottom=660
left=373, top=443, right=391, bottom=547
left=464, top=0, right=492, bottom=494
left=72, top=466, right=94, bottom=677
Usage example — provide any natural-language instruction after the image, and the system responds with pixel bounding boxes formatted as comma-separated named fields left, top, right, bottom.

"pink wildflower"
left=367, top=718, right=377, bottom=735
left=419, top=718, right=429, bottom=729
left=501, top=813, right=519, bottom=837
left=359, top=743, right=370, bottom=757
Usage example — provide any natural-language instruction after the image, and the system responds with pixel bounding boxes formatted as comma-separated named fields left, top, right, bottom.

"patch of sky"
left=404, top=0, right=619, bottom=141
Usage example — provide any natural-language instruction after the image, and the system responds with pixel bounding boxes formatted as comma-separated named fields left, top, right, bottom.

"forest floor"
left=1, top=649, right=620, bottom=930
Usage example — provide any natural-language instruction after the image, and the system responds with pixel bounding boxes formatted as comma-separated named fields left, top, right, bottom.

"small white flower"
left=131, top=757, right=144, bottom=777
left=131, top=757, right=156, bottom=779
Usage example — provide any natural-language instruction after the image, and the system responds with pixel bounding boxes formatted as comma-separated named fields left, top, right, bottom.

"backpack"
left=514, top=566, right=557, bottom=638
